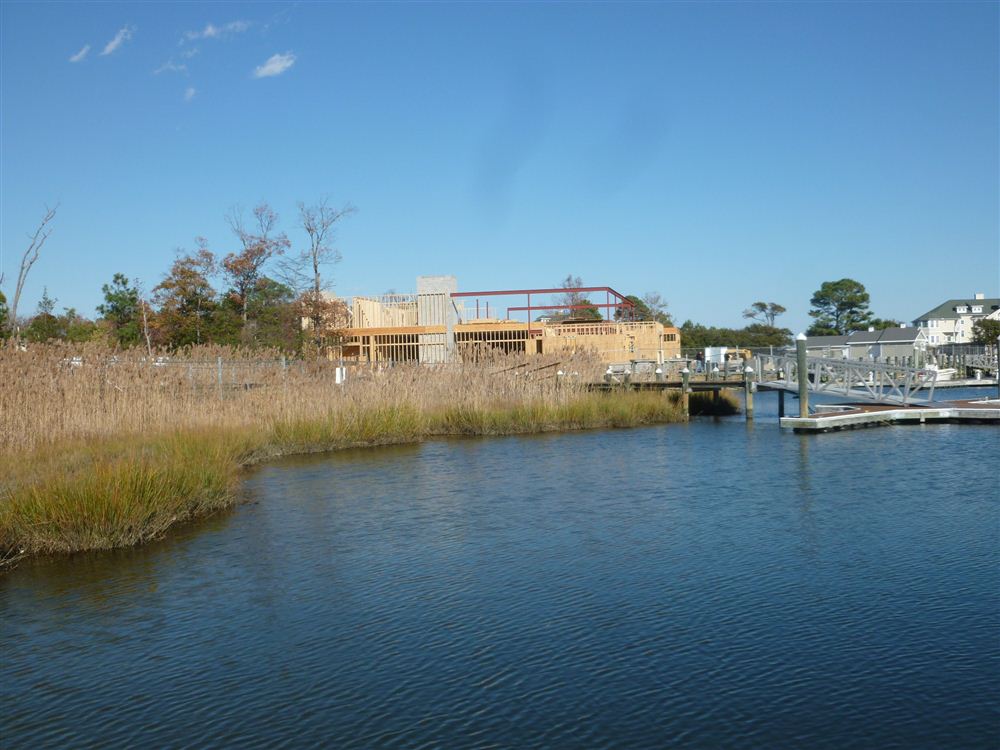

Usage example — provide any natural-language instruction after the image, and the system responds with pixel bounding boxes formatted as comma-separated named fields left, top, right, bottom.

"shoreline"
left=0, top=390, right=738, bottom=569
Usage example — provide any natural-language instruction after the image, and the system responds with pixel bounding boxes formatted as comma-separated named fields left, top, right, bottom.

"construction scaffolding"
left=338, top=278, right=681, bottom=365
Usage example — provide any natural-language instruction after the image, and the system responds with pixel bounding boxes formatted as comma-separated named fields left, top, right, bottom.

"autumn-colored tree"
left=297, top=291, right=350, bottom=357
left=153, top=244, right=219, bottom=348
left=223, top=203, right=290, bottom=324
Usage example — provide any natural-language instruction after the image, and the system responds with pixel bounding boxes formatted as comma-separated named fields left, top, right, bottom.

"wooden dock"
left=780, top=398, right=1000, bottom=433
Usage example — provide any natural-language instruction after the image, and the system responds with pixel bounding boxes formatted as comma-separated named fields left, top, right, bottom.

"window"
left=956, top=306, right=968, bottom=314
left=972, top=306, right=983, bottom=314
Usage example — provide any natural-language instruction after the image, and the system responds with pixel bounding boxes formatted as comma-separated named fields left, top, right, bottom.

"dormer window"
left=956, top=305, right=968, bottom=313
left=972, top=306, right=983, bottom=314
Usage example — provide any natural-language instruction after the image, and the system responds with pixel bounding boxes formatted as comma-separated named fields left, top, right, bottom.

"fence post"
left=796, top=333, right=809, bottom=418
left=217, top=356, right=223, bottom=397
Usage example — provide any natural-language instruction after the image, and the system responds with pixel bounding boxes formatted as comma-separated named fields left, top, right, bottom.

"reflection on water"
left=2, top=393, right=998, bottom=749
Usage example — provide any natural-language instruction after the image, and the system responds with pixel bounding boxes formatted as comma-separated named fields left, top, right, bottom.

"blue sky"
left=1, top=1, right=997, bottom=331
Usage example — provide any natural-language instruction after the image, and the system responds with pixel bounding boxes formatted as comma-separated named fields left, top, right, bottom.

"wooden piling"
left=744, top=366, right=754, bottom=421
left=681, top=367, right=690, bottom=419
left=796, top=333, right=809, bottom=418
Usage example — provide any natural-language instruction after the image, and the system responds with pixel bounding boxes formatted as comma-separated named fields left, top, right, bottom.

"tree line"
left=0, top=201, right=353, bottom=354
left=4, top=208, right=993, bottom=353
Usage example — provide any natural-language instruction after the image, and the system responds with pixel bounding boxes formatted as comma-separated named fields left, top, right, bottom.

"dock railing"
left=756, top=352, right=938, bottom=405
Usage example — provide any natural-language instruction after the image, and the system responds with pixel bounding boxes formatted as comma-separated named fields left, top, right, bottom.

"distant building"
left=802, top=334, right=850, bottom=359
left=335, top=277, right=682, bottom=364
left=845, top=327, right=927, bottom=361
left=805, top=327, right=927, bottom=362
left=913, top=292, right=1000, bottom=345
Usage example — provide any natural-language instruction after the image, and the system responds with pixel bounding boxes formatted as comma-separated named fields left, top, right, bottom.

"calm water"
left=2, top=392, right=999, bottom=749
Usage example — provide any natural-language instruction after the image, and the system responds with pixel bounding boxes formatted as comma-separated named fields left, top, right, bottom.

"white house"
left=913, top=293, right=1000, bottom=345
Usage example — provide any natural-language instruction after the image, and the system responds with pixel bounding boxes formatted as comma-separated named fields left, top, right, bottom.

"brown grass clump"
left=1, top=343, right=682, bottom=564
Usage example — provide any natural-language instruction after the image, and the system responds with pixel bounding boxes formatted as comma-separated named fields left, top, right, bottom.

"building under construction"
left=337, top=276, right=681, bottom=364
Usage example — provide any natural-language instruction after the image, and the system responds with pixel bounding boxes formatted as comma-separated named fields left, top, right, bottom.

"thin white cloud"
left=183, top=20, right=251, bottom=41
left=155, top=60, right=187, bottom=75
left=69, top=45, right=90, bottom=63
left=180, top=47, right=199, bottom=59
left=184, top=87, right=197, bottom=102
left=101, top=25, right=135, bottom=56
left=253, top=52, right=296, bottom=78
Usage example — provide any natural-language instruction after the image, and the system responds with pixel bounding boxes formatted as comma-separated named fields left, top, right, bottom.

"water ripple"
left=2, top=404, right=999, bottom=749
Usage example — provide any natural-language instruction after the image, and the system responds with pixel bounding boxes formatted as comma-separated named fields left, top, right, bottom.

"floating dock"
left=780, top=399, right=1000, bottom=433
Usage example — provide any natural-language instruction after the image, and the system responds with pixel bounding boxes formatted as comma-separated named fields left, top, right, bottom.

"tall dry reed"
left=1, top=343, right=683, bottom=563
left=0, top=342, right=611, bottom=454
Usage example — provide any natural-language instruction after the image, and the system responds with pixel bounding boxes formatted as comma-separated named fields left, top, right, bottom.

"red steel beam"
left=451, top=286, right=635, bottom=307
left=508, top=303, right=630, bottom=312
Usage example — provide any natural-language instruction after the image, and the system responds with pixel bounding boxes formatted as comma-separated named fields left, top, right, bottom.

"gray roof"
left=914, top=298, right=1000, bottom=321
left=848, top=327, right=924, bottom=344
left=807, top=328, right=924, bottom=348
left=848, top=329, right=882, bottom=343
left=805, top=335, right=850, bottom=347
left=870, top=326, right=925, bottom=343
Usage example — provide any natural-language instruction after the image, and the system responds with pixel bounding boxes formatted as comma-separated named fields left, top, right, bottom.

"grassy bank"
left=1, top=344, right=690, bottom=565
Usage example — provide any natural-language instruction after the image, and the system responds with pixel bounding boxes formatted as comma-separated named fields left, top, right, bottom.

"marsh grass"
left=1, top=343, right=685, bottom=564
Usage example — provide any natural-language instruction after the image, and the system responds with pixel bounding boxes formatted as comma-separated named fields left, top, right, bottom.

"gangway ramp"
left=755, top=353, right=937, bottom=406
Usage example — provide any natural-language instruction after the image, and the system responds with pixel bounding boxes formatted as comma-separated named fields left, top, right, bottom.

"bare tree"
left=559, top=274, right=585, bottom=310
left=555, top=274, right=602, bottom=321
left=7, top=205, right=57, bottom=335
left=285, top=198, right=355, bottom=347
left=223, top=202, right=290, bottom=323
left=641, top=292, right=672, bottom=325
left=137, top=280, right=154, bottom=357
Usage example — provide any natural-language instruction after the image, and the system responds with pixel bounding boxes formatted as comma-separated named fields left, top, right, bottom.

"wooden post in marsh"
left=681, top=367, right=690, bottom=419
left=778, top=388, right=785, bottom=418
left=796, top=333, right=809, bottom=418
left=217, top=356, right=223, bottom=399
left=743, top=365, right=755, bottom=421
